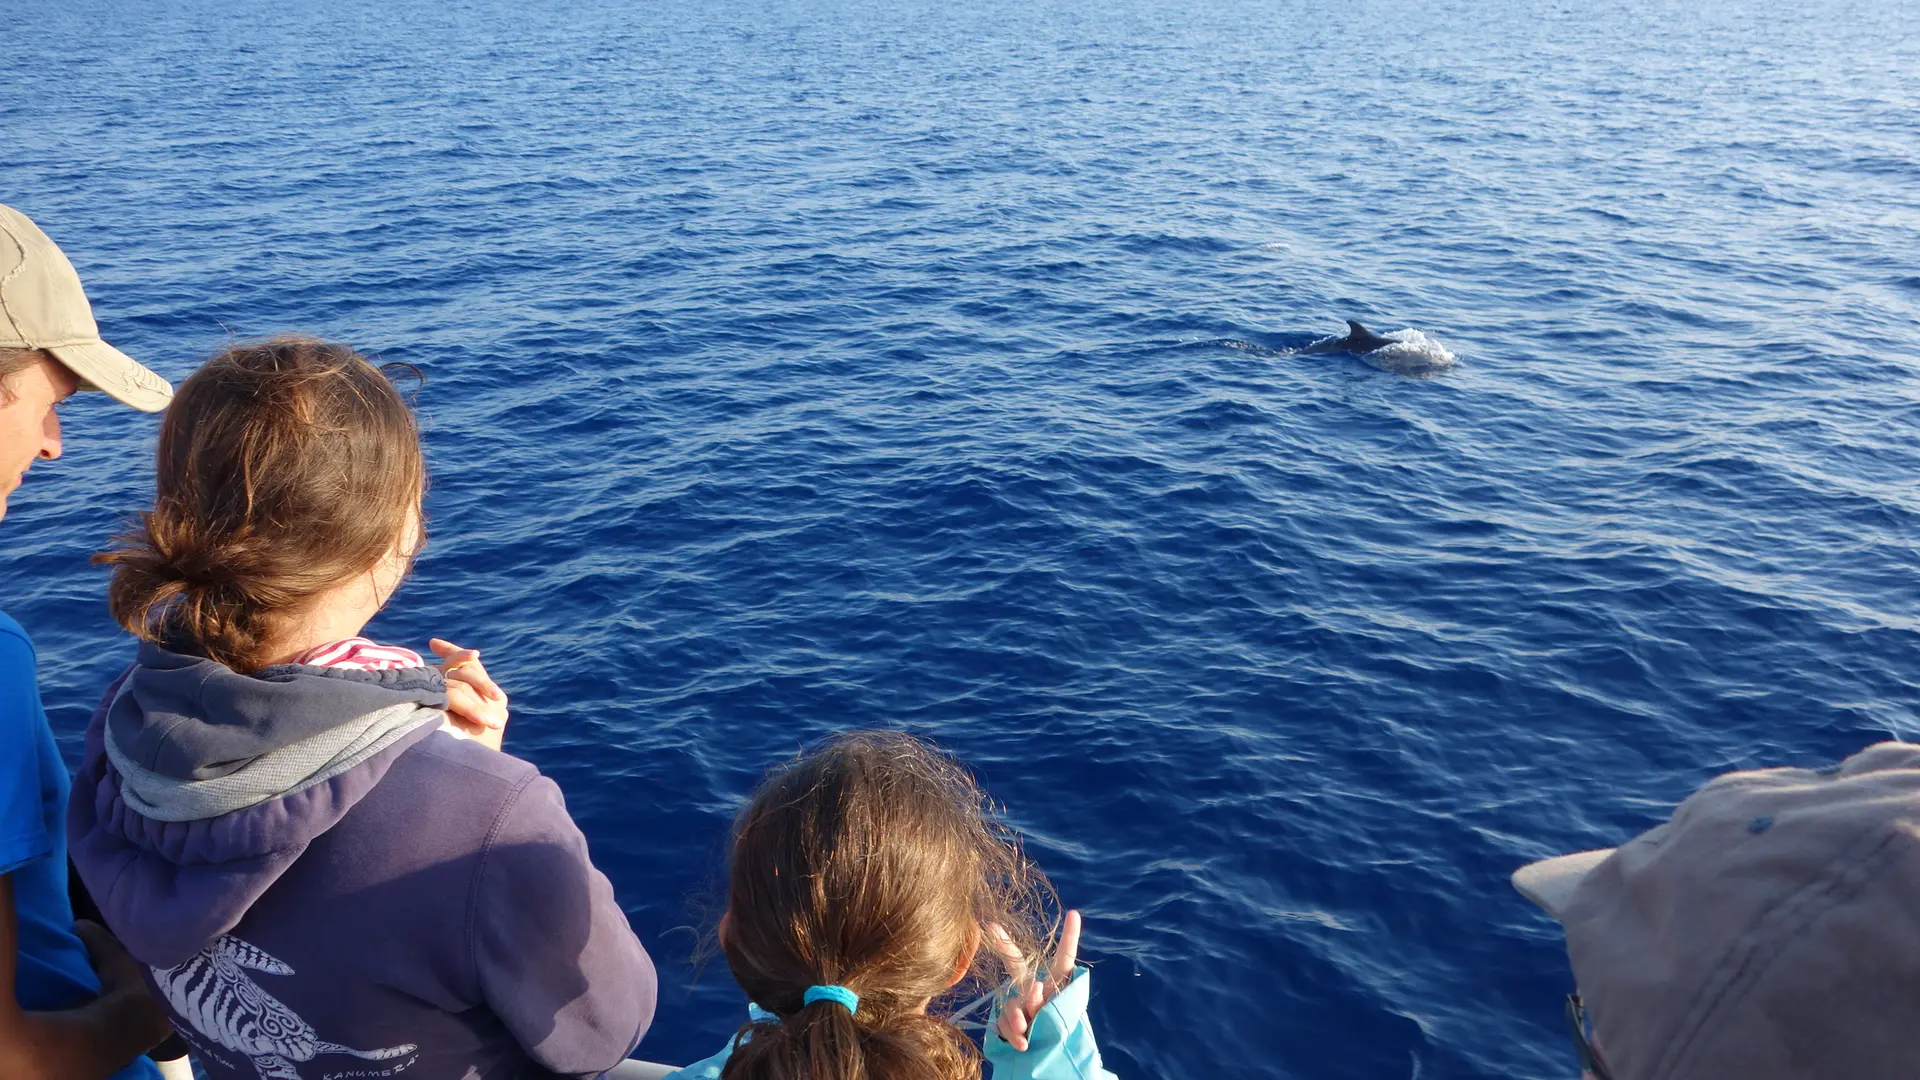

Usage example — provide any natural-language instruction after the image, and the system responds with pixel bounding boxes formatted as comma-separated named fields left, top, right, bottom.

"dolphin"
left=1301, top=320, right=1398, bottom=355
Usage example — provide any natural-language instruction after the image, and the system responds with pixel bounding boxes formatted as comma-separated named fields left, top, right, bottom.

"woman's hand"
left=430, top=638, right=508, bottom=751
left=990, top=909, right=1082, bottom=1052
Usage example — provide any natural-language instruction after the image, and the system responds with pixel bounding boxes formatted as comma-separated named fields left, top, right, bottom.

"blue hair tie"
left=802, top=984, right=860, bottom=1015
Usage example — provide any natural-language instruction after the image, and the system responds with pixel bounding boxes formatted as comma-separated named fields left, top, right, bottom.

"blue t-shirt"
left=1, top=611, right=159, bottom=1080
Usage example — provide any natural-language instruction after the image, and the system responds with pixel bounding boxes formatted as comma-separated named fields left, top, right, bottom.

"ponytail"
left=722, top=999, right=975, bottom=1080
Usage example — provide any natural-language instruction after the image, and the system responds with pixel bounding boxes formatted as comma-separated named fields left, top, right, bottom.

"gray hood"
left=107, top=640, right=448, bottom=783
left=69, top=642, right=452, bottom=967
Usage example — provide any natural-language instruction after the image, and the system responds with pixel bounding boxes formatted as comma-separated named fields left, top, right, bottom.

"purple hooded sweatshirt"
left=67, top=643, right=657, bottom=1080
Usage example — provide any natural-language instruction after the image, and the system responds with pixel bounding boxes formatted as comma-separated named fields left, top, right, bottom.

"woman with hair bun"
left=66, top=338, right=656, bottom=1079
left=669, top=730, right=1118, bottom=1080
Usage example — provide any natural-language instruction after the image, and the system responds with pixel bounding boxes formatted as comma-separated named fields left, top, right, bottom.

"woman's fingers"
left=441, top=683, right=506, bottom=750
left=428, top=637, right=470, bottom=662
left=441, top=708, right=486, bottom=738
left=444, top=679, right=507, bottom=730
left=442, top=681, right=485, bottom=726
left=448, top=660, right=507, bottom=704
left=429, top=638, right=506, bottom=702
left=428, top=637, right=484, bottom=679
left=430, top=639, right=509, bottom=752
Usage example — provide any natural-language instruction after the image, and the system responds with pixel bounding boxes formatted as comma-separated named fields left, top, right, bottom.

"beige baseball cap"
left=1513, top=741, right=1920, bottom=1079
left=0, top=203, right=171, bottom=411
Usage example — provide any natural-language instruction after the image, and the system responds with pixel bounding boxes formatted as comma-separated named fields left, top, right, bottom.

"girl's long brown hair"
left=96, top=337, right=425, bottom=672
left=719, top=731, right=1058, bottom=1080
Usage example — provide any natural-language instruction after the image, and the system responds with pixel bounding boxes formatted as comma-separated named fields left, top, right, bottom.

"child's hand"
left=990, top=908, right=1082, bottom=1052
left=430, top=638, right=508, bottom=751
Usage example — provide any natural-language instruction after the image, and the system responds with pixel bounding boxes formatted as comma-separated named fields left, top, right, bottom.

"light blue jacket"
left=983, top=967, right=1118, bottom=1080
left=662, top=967, right=1117, bottom=1080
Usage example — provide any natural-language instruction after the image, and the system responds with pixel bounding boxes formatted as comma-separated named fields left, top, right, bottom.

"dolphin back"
left=1345, top=321, right=1394, bottom=351
left=1299, top=318, right=1399, bottom=356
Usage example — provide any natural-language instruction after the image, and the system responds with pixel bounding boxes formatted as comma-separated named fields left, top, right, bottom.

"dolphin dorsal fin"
left=1346, top=320, right=1370, bottom=336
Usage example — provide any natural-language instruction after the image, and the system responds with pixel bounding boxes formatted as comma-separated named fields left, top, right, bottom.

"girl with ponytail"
left=69, top=338, right=656, bottom=1079
left=669, top=730, right=1118, bottom=1080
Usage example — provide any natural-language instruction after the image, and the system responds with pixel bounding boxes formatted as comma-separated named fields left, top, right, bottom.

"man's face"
left=0, top=356, right=78, bottom=522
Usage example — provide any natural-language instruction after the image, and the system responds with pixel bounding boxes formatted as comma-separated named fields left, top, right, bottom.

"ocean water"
left=4, top=0, right=1918, bottom=1076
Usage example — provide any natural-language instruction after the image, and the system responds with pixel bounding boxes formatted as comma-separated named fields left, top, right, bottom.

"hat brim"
left=1512, top=848, right=1615, bottom=921
left=47, top=339, right=172, bottom=412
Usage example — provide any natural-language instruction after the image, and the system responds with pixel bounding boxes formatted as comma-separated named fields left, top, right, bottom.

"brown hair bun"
left=97, top=337, right=425, bottom=672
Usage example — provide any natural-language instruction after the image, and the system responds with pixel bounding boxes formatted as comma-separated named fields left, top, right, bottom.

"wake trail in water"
left=1204, top=328, right=1460, bottom=377
left=1359, top=329, right=1458, bottom=377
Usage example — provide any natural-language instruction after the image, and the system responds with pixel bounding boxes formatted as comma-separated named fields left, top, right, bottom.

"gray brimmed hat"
left=0, top=203, right=171, bottom=411
left=1513, top=741, right=1920, bottom=1080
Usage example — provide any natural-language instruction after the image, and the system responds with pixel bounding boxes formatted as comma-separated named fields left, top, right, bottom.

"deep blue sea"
left=5, top=0, right=1919, bottom=1076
